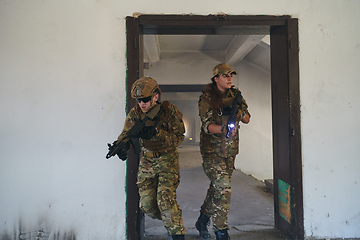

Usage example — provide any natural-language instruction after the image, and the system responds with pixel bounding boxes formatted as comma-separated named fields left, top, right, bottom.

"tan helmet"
left=131, top=76, right=161, bottom=99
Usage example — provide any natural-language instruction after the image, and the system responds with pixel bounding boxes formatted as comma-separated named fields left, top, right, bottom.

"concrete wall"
left=1, top=0, right=359, bottom=239
left=0, top=1, right=127, bottom=239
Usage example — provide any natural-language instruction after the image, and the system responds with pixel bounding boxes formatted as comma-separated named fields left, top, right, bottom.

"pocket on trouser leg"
left=139, top=200, right=161, bottom=220
left=137, top=175, right=162, bottom=220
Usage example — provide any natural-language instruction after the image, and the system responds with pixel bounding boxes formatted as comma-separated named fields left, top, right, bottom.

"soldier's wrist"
left=220, top=124, right=225, bottom=132
left=242, top=110, right=246, bottom=119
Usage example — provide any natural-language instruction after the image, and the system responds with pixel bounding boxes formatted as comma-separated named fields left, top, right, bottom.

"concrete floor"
left=144, top=143, right=289, bottom=240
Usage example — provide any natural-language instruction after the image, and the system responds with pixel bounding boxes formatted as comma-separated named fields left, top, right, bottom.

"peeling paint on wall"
left=278, top=179, right=292, bottom=224
left=0, top=228, right=76, bottom=240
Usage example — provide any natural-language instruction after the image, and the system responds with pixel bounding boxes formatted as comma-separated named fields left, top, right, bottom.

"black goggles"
left=136, top=96, right=152, bottom=103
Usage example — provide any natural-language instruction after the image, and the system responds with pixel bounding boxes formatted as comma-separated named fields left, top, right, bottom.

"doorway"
left=126, top=15, right=303, bottom=240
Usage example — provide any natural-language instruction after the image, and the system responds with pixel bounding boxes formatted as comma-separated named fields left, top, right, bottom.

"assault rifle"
left=225, top=92, right=243, bottom=138
left=106, top=104, right=161, bottom=159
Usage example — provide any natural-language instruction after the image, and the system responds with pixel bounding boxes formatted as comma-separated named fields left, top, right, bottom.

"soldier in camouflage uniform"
left=115, top=77, right=186, bottom=240
left=196, top=64, right=251, bottom=240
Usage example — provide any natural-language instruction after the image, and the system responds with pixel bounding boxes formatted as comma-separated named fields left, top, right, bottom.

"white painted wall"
left=1, top=1, right=360, bottom=239
left=0, top=1, right=127, bottom=239
left=298, top=2, right=360, bottom=238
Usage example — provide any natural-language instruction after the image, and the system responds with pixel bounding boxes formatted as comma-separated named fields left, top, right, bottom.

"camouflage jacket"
left=198, top=86, right=250, bottom=158
left=117, top=101, right=185, bottom=152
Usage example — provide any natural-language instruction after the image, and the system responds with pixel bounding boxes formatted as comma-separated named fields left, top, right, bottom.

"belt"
left=144, top=148, right=175, bottom=158
left=144, top=151, right=162, bottom=158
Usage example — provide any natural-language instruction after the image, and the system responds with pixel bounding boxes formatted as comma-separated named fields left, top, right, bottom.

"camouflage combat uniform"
left=117, top=101, right=186, bottom=235
left=198, top=86, right=250, bottom=231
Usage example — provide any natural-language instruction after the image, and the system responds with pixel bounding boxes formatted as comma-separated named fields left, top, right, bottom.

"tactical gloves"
left=107, top=140, right=130, bottom=161
left=117, top=141, right=130, bottom=161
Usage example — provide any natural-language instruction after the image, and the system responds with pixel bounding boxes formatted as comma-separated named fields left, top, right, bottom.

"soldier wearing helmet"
left=116, top=76, right=187, bottom=239
left=131, top=76, right=161, bottom=112
left=196, top=64, right=251, bottom=240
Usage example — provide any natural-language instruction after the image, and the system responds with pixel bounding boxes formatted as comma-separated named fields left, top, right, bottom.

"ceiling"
left=144, top=34, right=271, bottom=72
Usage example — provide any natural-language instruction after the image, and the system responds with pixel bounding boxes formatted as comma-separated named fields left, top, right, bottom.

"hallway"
left=144, top=143, right=288, bottom=240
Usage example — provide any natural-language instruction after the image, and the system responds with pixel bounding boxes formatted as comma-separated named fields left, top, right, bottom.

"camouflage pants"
left=137, top=150, right=186, bottom=235
left=200, top=153, right=235, bottom=231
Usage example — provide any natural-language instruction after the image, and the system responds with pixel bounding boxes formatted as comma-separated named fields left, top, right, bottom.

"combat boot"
left=214, top=229, right=230, bottom=240
left=195, top=212, right=211, bottom=239
left=171, top=235, right=185, bottom=240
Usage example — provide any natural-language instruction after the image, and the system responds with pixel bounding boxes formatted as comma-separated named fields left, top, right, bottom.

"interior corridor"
left=144, top=143, right=288, bottom=240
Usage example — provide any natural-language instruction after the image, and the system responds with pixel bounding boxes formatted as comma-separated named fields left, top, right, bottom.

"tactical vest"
left=213, top=88, right=238, bottom=126
left=199, top=88, right=240, bottom=158
left=142, top=101, right=173, bottom=151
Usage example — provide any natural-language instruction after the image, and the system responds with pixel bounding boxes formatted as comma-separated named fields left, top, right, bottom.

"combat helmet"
left=131, top=76, right=161, bottom=99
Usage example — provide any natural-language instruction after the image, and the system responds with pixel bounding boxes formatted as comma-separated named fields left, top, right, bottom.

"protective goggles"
left=136, top=96, right=152, bottom=103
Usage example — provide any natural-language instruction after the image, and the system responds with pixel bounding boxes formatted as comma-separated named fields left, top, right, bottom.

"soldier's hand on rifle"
left=117, top=151, right=128, bottom=161
left=222, top=123, right=236, bottom=137
left=228, top=127, right=236, bottom=137
left=116, top=141, right=130, bottom=161
left=107, top=140, right=130, bottom=161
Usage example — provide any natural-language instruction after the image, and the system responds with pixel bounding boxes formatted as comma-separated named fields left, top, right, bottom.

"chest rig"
left=215, top=89, right=237, bottom=126
left=141, top=101, right=171, bottom=151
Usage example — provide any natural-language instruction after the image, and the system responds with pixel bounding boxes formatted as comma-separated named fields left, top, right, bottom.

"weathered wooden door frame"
left=126, top=14, right=303, bottom=240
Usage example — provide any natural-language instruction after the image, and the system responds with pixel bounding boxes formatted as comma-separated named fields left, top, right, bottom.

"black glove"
left=139, top=126, right=157, bottom=140
left=119, top=141, right=131, bottom=161
left=117, top=150, right=128, bottom=161
left=107, top=140, right=130, bottom=161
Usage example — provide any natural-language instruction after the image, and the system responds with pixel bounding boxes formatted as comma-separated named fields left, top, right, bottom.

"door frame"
left=125, top=14, right=303, bottom=240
